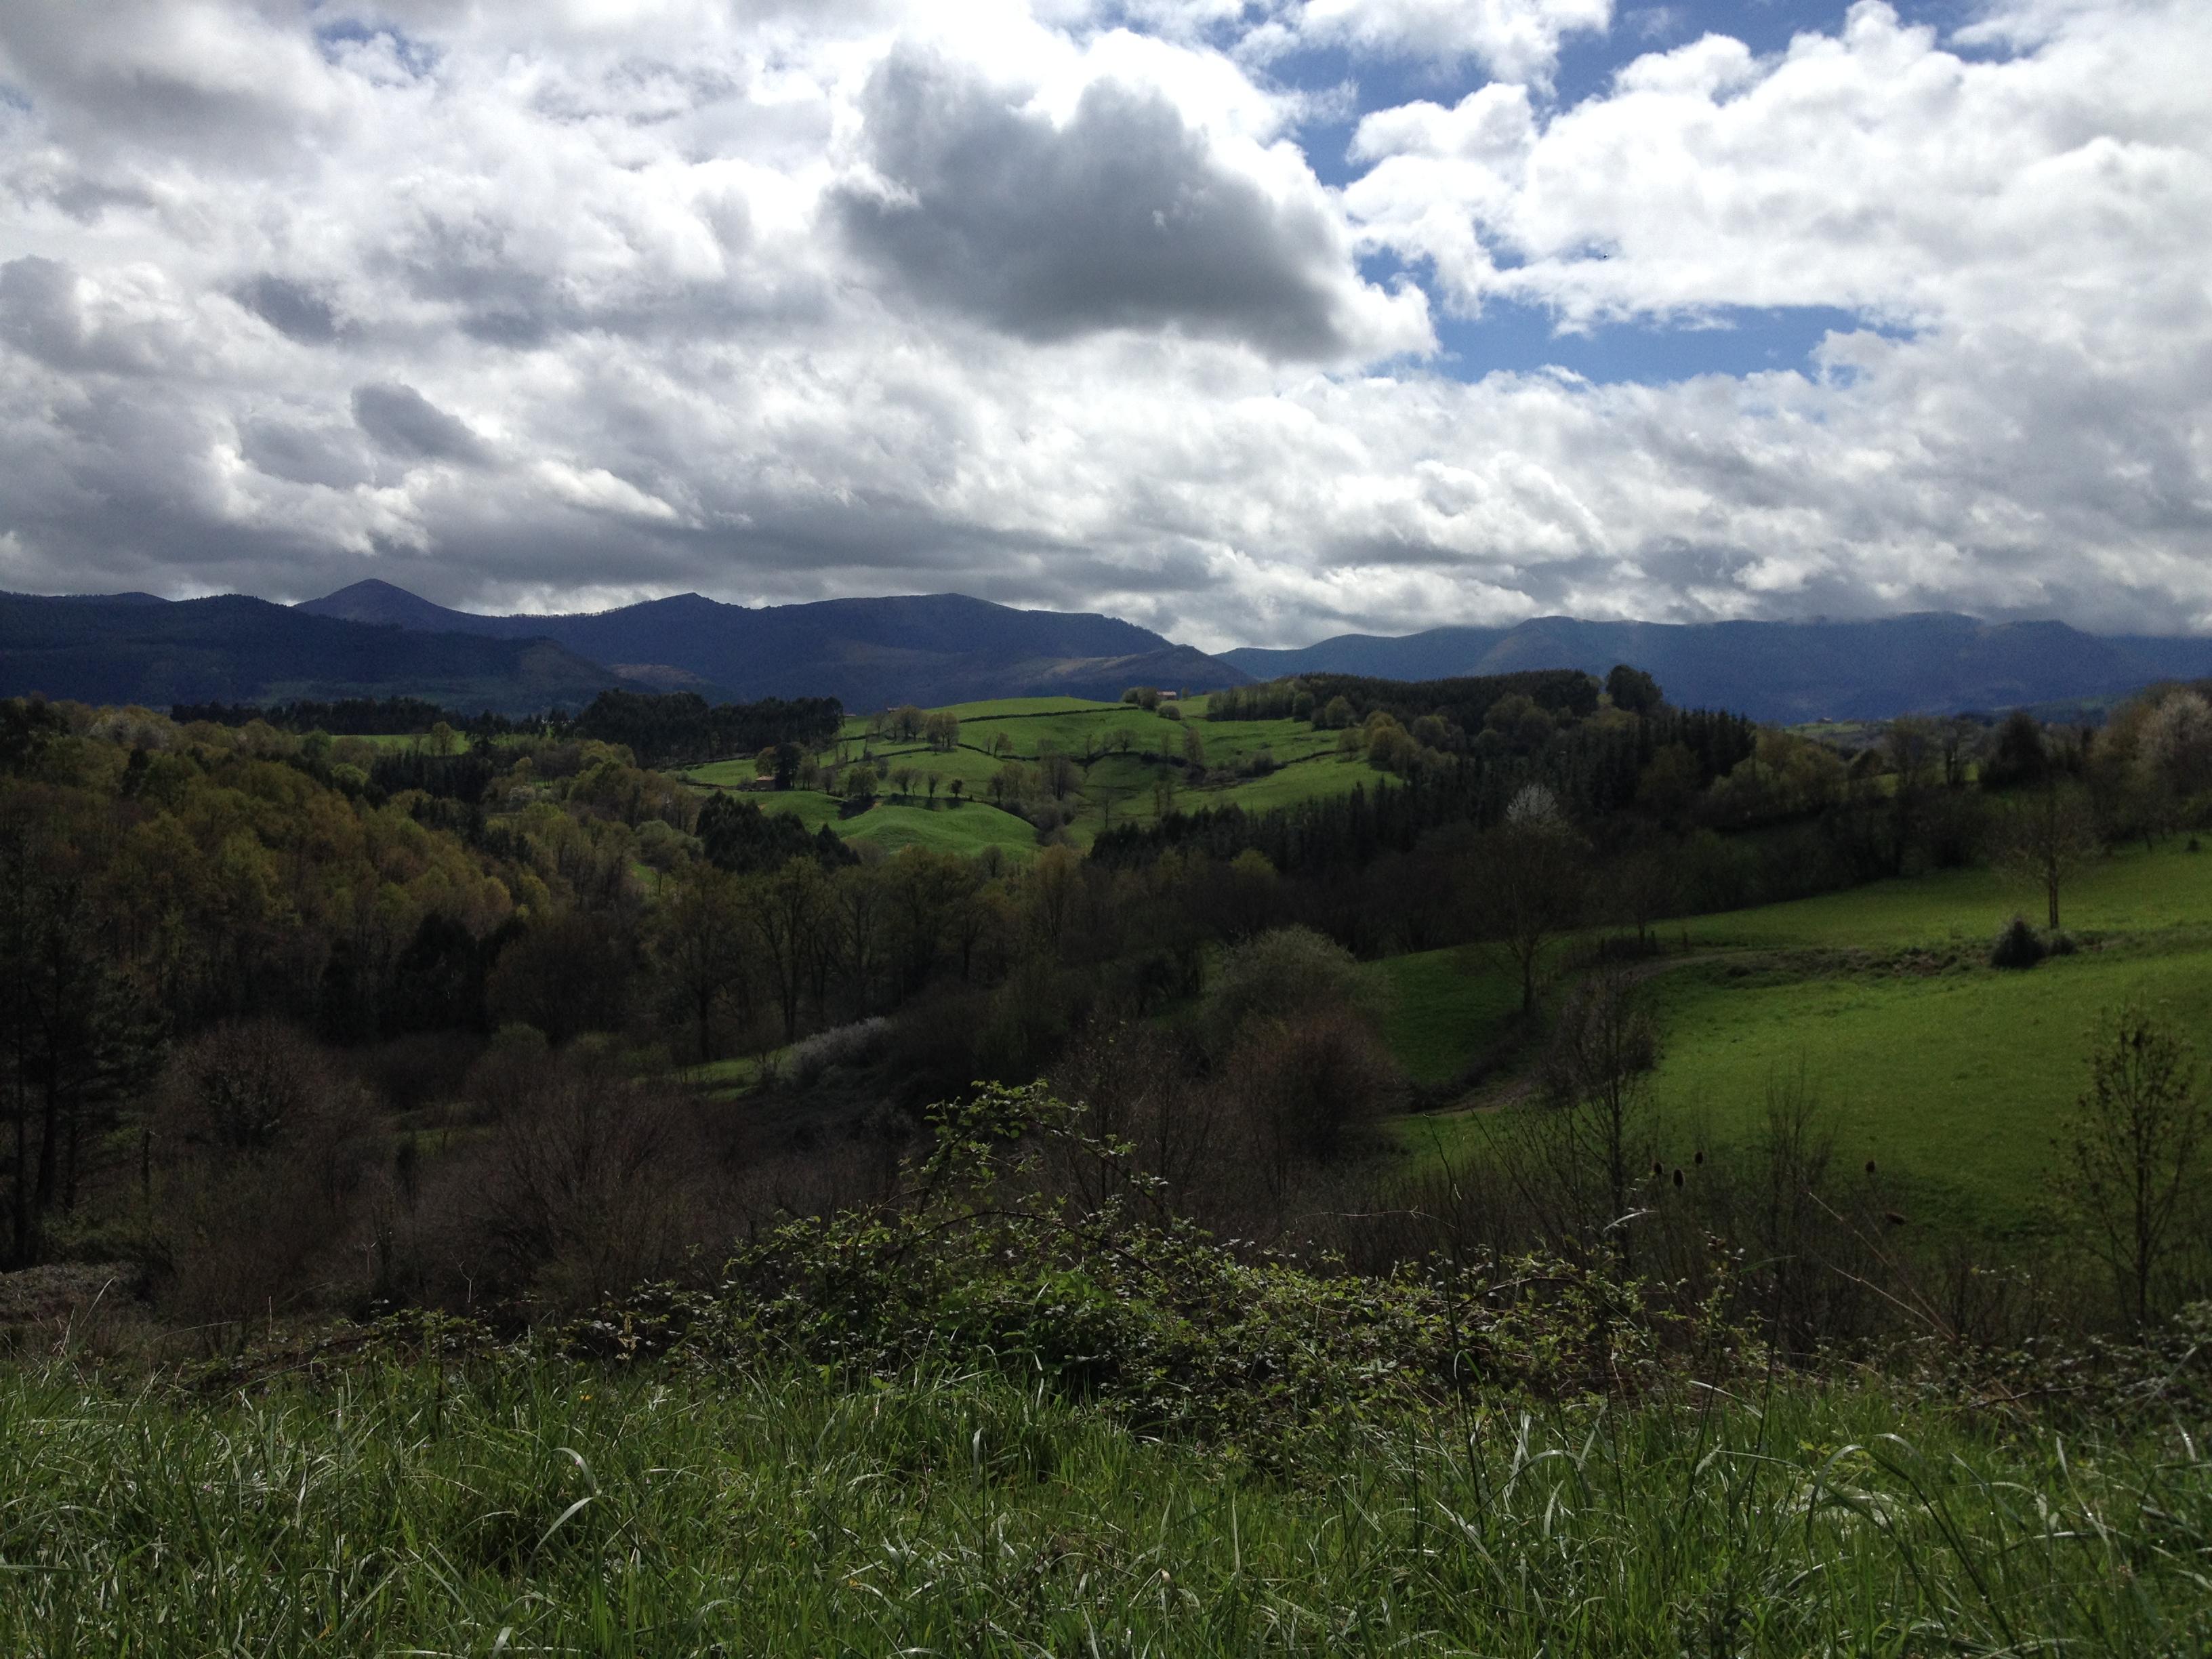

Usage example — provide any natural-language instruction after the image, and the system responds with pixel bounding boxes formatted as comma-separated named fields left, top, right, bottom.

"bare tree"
left=1462, top=818, right=1584, bottom=1015
left=747, top=856, right=828, bottom=1042
left=650, top=864, right=751, bottom=1063
left=1938, top=715, right=1980, bottom=789
left=1605, top=840, right=1679, bottom=953
left=2055, top=1006, right=2210, bottom=1324
left=1884, top=716, right=1939, bottom=872
left=1994, top=778, right=2099, bottom=930
left=1536, top=971, right=1660, bottom=1248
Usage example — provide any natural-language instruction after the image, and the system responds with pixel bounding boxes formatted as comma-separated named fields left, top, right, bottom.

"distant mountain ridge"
left=11, top=577, right=2210, bottom=724
left=1223, top=613, right=2212, bottom=723
left=0, top=591, right=633, bottom=714
left=297, top=580, right=1248, bottom=708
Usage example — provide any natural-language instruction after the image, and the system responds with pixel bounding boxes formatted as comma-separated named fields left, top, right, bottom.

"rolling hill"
left=1223, top=613, right=2212, bottom=722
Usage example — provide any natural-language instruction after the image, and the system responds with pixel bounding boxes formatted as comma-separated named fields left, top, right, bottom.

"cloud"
left=0, top=0, right=350, bottom=161
left=835, top=47, right=1423, bottom=362
left=0, top=0, right=2204, bottom=650
left=233, top=274, right=342, bottom=344
left=350, top=383, right=493, bottom=467
left=1290, top=0, right=1613, bottom=84
left=0, top=256, right=186, bottom=373
left=237, top=415, right=372, bottom=489
left=1345, top=1, right=2212, bottom=329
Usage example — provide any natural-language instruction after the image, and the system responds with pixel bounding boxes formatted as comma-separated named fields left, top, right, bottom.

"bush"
left=1990, top=914, right=2046, bottom=970
left=1226, top=1004, right=1401, bottom=1169
left=776, top=1017, right=892, bottom=1088
left=562, top=1087, right=1695, bottom=1452
left=461, top=1047, right=699, bottom=1314
left=1202, top=924, right=1384, bottom=1057
left=146, top=1021, right=385, bottom=1338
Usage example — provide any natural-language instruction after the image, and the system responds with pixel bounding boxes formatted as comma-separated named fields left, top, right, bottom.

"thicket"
left=170, top=695, right=522, bottom=737
left=7, top=1084, right=2212, bottom=1654
left=566, top=689, right=844, bottom=771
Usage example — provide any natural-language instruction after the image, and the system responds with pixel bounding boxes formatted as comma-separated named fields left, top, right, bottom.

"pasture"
left=694, top=695, right=1387, bottom=852
left=1386, top=842, right=2212, bottom=1236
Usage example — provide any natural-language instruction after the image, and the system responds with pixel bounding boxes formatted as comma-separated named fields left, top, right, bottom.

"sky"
left=0, top=0, right=2207, bottom=652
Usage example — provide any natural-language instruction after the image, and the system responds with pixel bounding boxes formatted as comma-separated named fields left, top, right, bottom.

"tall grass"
left=3, top=1360, right=2206, bottom=1655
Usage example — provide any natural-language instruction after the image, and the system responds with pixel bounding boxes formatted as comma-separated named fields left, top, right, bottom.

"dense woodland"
left=1, top=666, right=2209, bottom=1350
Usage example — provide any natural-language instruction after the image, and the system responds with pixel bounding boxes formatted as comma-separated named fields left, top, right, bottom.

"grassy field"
left=682, top=785, right=1044, bottom=862
left=693, top=696, right=1380, bottom=853
left=2, top=1358, right=2203, bottom=1656
left=1378, top=947, right=1526, bottom=1087
left=1386, top=843, right=2212, bottom=1235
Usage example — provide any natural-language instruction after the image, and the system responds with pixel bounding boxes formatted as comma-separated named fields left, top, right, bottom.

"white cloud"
left=0, top=0, right=2206, bottom=647
left=1346, top=1, right=2212, bottom=329
left=1290, top=0, right=1612, bottom=85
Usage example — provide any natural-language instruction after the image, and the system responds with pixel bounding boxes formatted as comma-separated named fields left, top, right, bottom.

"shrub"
left=1990, top=914, right=2045, bottom=969
left=562, top=1087, right=1698, bottom=1454
left=1202, top=924, right=1384, bottom=1057
left=462, top=1051, right=699, bottom=1314
left=776, top=1017, right=892, bottom=1088
left=146, top=1021, right=386, bottom=1339
left=1226, top=1003, right=1401, bottom=1170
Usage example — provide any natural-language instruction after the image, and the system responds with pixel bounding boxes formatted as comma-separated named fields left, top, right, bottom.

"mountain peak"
left=297, top=579, right=495, bottom=633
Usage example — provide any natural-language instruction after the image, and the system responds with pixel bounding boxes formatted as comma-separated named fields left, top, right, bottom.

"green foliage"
left=563, top=1087, right=1685, bottom=1444
left=1202, top=924, right=1385, bottom=1055
left=696, top=792, right=854, bottom=875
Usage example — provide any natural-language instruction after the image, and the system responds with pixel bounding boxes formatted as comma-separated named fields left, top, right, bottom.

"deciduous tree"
left=1994, top=779, right=2099, bottom=930
left=2056, top=1006, right=2210, bottom=1324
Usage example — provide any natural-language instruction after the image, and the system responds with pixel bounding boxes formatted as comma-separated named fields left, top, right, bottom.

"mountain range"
left=295, top=581, right=1240, bottom=709
left=1225, top=613, right=2212, bottom=723
left=0, top=582, right=1249, bottom=716
left=0, top=591, right=628, bottom=715
left=5, top=579, right=2211, bottom=723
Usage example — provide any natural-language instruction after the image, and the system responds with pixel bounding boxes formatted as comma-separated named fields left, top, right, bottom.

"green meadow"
left=690, top=695, right=1378, bottom=852
left=1386, top=843, right=2212, bottom=1236
left=4, top=1359, right=2204, bottom=1657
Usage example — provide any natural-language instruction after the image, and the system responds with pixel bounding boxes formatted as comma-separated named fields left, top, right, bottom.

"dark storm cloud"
left=237, top=416, right=373, bottom=489
left=834, top=49, right=1363, bottom=361
left=350, top=382, right=492, bottom=466
left=234, top=275, right=342, bottom=345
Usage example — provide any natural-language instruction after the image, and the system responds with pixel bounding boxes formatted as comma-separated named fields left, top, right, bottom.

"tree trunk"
left=9, top=1073, right=28, bottom=1267
left=34, top=1073, right=59, bottom=1216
